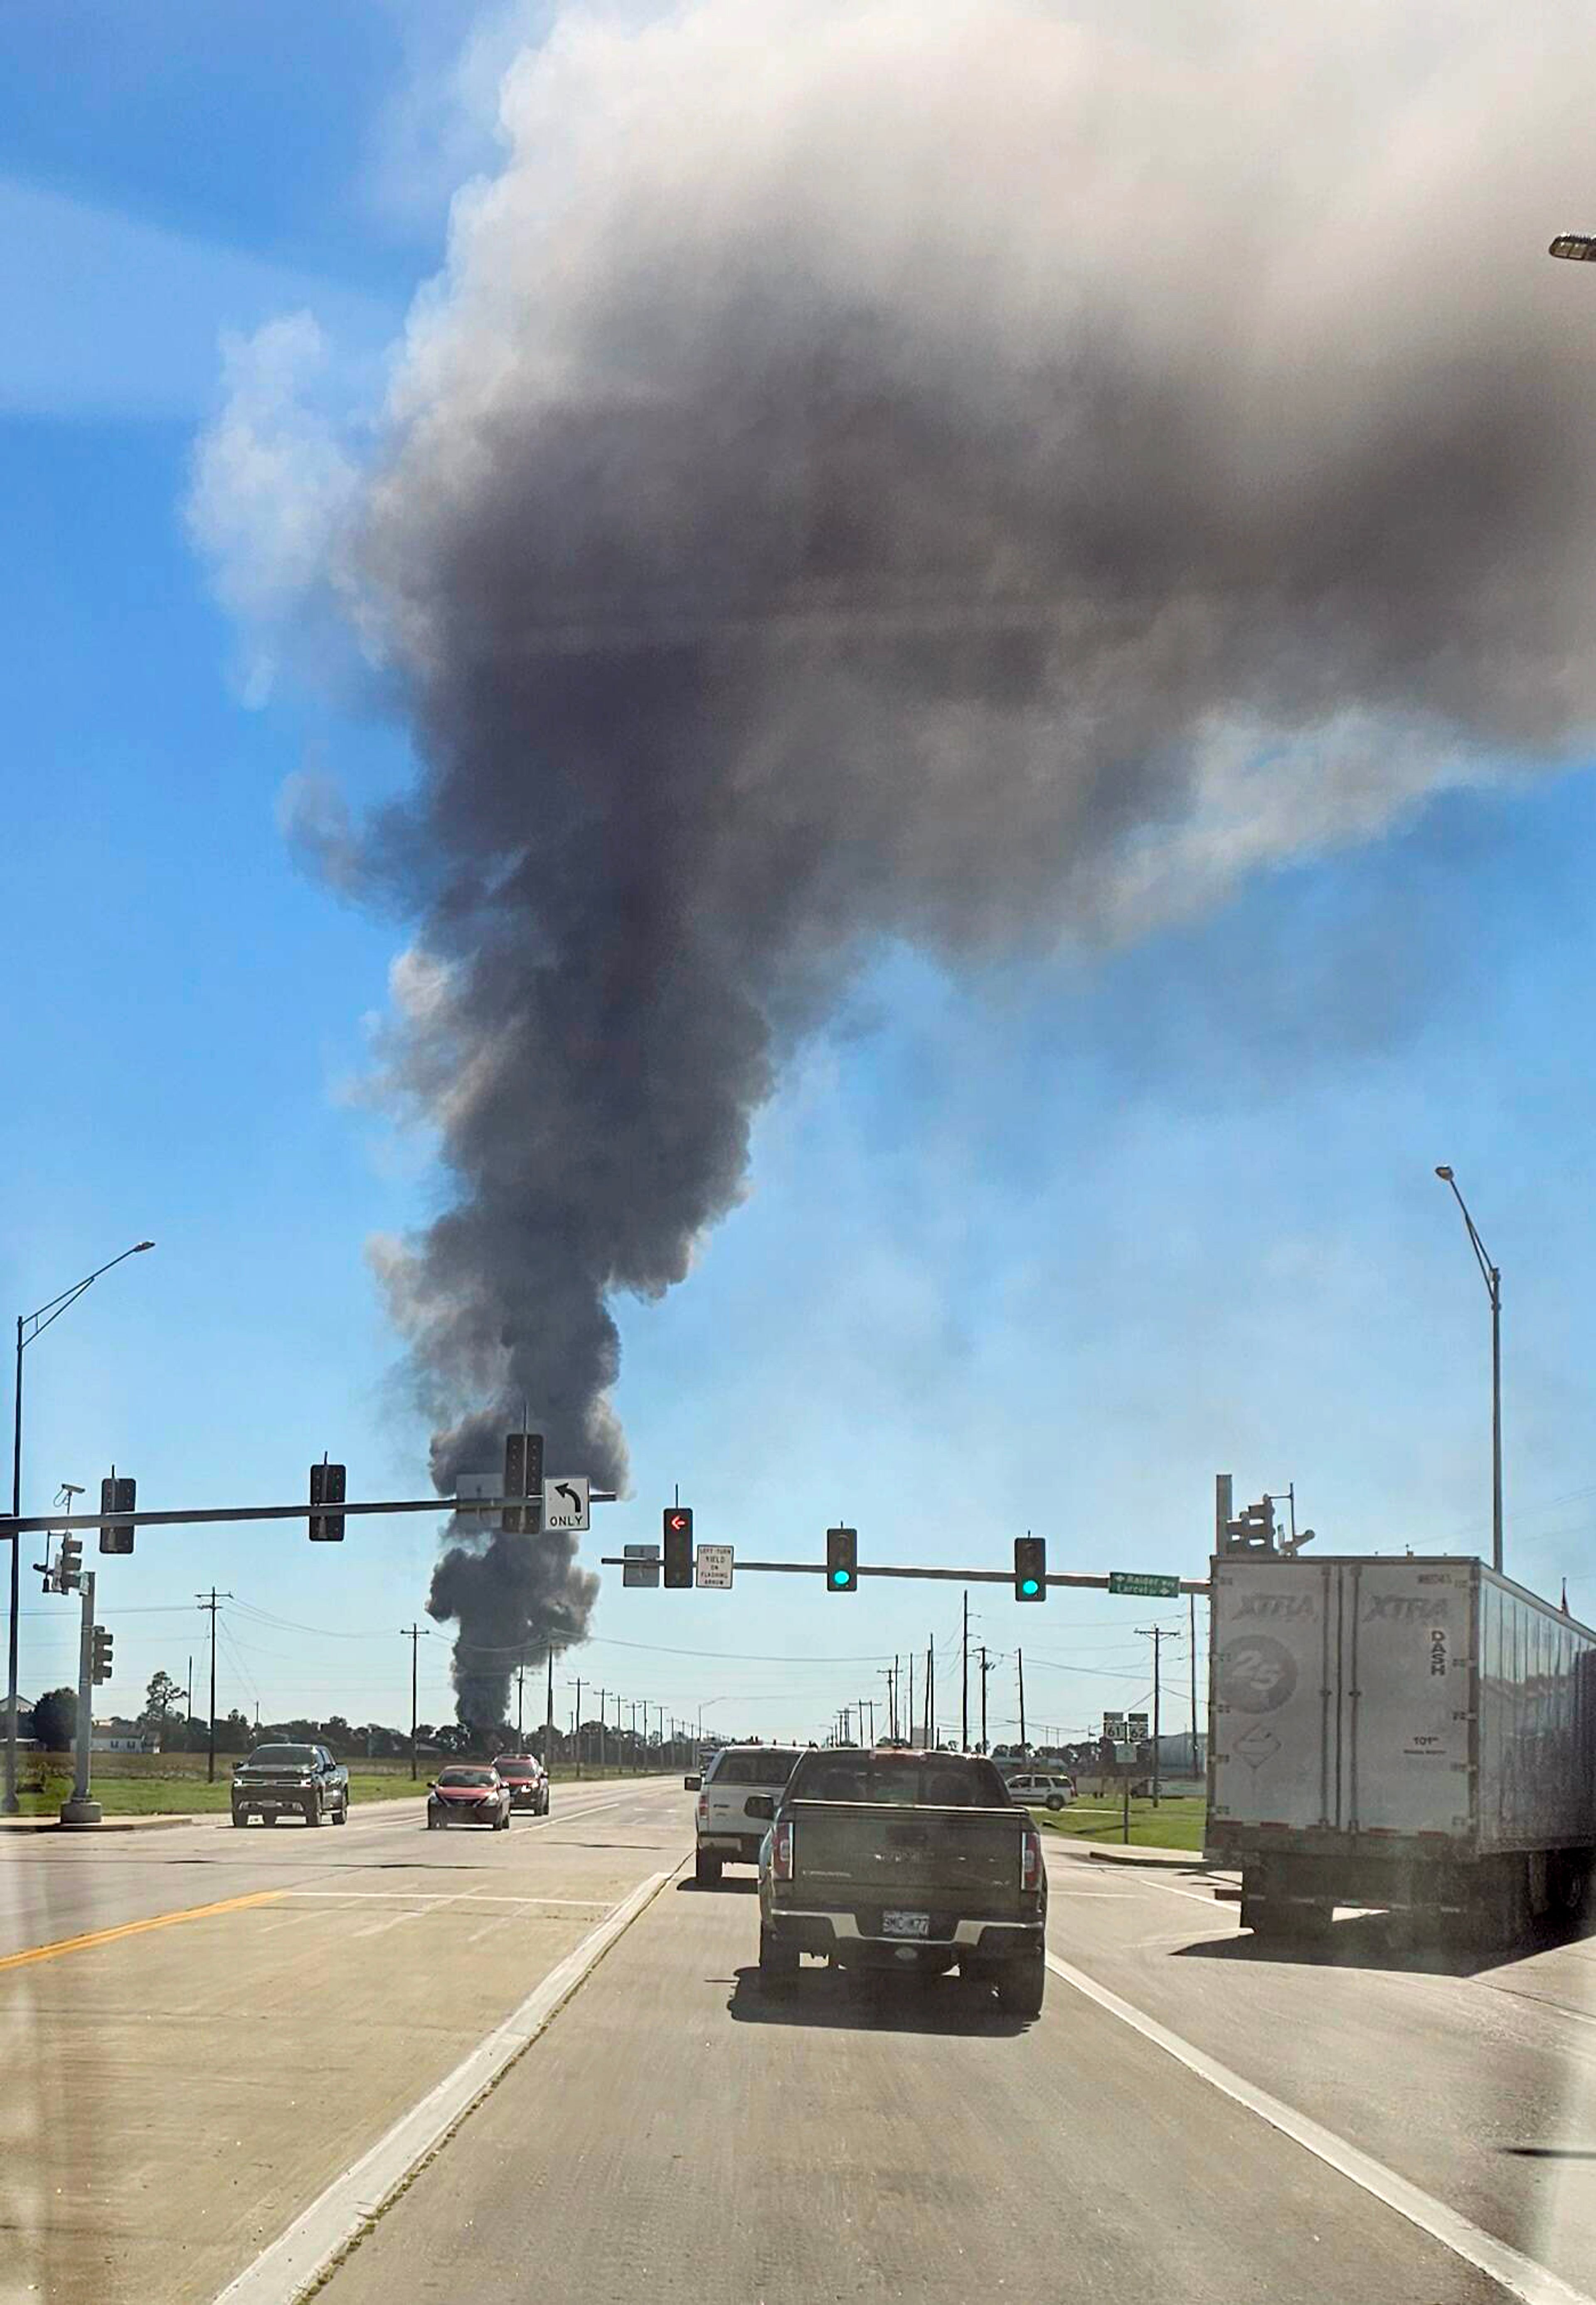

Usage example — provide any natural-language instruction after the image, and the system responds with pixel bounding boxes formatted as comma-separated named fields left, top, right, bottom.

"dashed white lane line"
left=211, top=1865, right=674, bottom=2305
left=1046, top=1949, right=1594, bottom=2305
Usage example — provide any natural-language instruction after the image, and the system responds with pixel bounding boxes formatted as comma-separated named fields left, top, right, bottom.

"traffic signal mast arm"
left=0, top=1491, right=618, bottom=1537
left=602, top=1555, right=1209, bottom=1592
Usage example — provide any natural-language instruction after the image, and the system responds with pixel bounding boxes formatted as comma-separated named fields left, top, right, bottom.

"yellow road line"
left=0, top=1888, right=283, bottom=1973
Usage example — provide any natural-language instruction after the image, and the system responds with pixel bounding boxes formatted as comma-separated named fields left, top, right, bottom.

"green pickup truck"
left=754, top=1747, right=1047, bottom=2016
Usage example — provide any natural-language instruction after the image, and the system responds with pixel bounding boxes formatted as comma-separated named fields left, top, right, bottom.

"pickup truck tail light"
left=771, top=1819, right=795, bottom=1882
left=1021, top=1825, right=1042, bottom=1894
left=697, top=1795, right=708, bottom=1824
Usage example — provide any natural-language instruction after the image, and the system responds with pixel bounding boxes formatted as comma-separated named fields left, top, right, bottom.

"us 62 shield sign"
left=542, top=1476, right=589, bottom=1532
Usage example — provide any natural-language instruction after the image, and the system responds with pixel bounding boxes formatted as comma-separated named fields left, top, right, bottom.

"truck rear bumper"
left=765, top=1910, right=1043, bottom=1965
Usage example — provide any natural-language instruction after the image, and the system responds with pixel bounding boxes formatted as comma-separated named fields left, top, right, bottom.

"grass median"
left=1030, top=1794, right=1207, bottom=1851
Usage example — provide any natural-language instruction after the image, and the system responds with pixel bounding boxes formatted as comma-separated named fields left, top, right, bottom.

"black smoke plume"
left=197, top=2, right=1596, bottom=1724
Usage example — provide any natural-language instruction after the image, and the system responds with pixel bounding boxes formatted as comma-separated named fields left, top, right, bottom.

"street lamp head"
left=1434, top=1166, right=1453, bottom=1182
left=133, top=1241, right=155, bottom=1252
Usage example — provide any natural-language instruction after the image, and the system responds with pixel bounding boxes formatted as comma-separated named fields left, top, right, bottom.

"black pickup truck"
left=232, top=1742, right=350, bottom=1827
left=754, top=1748, right=1047, bottom=2015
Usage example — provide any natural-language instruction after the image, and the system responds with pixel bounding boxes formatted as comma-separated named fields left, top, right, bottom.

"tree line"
left=22, top=1668, right=712, bottom=1765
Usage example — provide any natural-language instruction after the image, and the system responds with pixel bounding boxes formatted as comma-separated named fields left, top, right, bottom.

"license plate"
left=883, top=1910, right=930, bottom=1938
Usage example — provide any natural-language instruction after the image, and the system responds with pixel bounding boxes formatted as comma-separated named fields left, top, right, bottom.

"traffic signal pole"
left=60, top=1569, right=99, bottom=1827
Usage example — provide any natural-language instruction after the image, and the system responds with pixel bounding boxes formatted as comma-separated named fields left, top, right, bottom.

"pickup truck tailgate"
left=787, top=1800, right=1025, bottom=1913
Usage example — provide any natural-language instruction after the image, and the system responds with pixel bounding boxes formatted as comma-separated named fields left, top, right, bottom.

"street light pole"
left=6, top=1240, right=154, bottom=1815
left=1435, top=1168, right=1503, bottom=1575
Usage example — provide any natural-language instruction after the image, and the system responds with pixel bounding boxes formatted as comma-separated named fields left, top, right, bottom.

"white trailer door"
left=1210, top=1561, right=1338, bottom=1831
left=1342, top=1561, right=1472, bottom=1837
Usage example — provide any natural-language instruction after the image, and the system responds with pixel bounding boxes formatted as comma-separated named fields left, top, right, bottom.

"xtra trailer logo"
left=1363, top=1594, right=1450, bottom=1623
left=1216, top=1637, right=1298, bottom=1713
left=1234, top=1592, right=1315, bottom=1619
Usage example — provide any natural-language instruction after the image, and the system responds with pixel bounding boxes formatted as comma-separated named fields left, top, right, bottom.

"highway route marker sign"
left=1102, top=1711, right=1126, bottom=1740
left=543, top=1475, right=590, bottom=1533
left=1108, top=1571, right=1181, bottom=1598
left=695, top=1543, right=734, bottom=1590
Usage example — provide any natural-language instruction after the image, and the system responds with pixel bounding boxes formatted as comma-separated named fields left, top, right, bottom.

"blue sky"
left=4, top=4, right=1595, bottom=1750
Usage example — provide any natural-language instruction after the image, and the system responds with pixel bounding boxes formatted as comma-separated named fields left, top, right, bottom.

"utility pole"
left=515, top=1663, right=526, bottom=1743
left=961, top=1591, right=970, bottom=1752
left=1137, top=1625, right=1165, bottom=1807
left=573, top=1676, right=583, bottom=1777
left=197, top=1590, right=231, bottom=1783
left=978, top=1644, right=992, bottom=1753
left=926, top=1636, right=935, bottom=1747
left=186, top=1655, right=192, bottom=1726
left=401, top=1625, right=430, bottom=1780
left=907, top=1652, right=915, bottom=1745
left=546, top=1647, right=556, bottom=1771
left=597, top=1689, right=607, bottom=1775
left=1017, top=1647, right=1026, bottom=1750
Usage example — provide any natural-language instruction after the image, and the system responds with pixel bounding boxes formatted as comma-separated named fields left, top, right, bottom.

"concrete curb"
left=0, top=1812, right=200, bottom=1834
left=1086, top=1844, right=1212, bottom=1870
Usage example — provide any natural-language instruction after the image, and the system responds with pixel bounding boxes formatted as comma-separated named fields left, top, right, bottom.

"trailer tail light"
left=1021, top=1825, right=1042, bottom=1894
left=772, top=1819, right=795, bottom=1882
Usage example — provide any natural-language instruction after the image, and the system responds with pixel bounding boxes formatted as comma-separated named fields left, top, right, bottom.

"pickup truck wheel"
left=758, top=1928, right=798, bottom=1995
left=231, top=1809, right=248, bottom=1827
left=995, top=1953, right=1046, bottom=2018
left=694, top=1850, right=722, bottom=1886
left=305, top=1799, right=323, bottom=1827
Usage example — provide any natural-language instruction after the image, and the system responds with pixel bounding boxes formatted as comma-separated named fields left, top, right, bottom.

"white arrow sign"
left=543, top=1475, right=590, bottom=1533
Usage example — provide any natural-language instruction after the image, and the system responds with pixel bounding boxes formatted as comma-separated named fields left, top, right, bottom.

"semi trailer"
left=1207, top=1553, right=1596, bottom=1943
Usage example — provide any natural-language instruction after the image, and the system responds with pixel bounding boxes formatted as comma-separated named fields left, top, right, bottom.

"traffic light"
left=663, top=1506, right=694, bottom=1589
left=309, top=1459, right=347, bottom=1541
left=1225, top=1496, right=1276, bottom=1553
left=91, top=1625, right=113, bottom=1685
left=825, top=1526, right=858, bottom=1593
left=58, top=1535, right=83, bottom=1591
left=99, top=1474, right=135, bottom=1556
left=1014, top=1536, right=1046, bottom=1602
left=504, top=1431, right=544, bottom=1536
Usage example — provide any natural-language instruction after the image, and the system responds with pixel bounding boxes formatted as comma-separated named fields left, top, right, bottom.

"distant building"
left=91, top=1718, right=154, bottom=1754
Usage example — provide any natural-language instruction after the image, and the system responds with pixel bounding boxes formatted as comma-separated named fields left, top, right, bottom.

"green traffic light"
left=1020, top=1578, right=1040, bottom=1596
left=832, top=1569, right=852, bottom=1588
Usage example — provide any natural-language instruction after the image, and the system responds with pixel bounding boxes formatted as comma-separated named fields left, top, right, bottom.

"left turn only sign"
left=543, top=1476, right=590, bottom=1532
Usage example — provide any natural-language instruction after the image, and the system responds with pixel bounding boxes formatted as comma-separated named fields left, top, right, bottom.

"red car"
left=493, top=1754, right=551, bottom=1815
left=427, top=1765, right=512, bottom=1830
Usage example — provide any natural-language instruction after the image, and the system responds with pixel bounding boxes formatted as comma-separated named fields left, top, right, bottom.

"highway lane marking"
left=1045, top=1950, right=1596, bottom=2305
left=212, top=1863, right=675, bottom=2305
left=282, top=1891, right=609, bottom=1907
left=0, top=1888, right=283, bottom=1973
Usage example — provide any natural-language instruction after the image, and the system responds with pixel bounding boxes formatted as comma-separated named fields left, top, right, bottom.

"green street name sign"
left=1108, top=1571, right=1181, bottom=1598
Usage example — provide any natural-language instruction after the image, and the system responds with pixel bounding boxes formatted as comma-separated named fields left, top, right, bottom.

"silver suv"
left=686, top=1745, right=803, bottom=1883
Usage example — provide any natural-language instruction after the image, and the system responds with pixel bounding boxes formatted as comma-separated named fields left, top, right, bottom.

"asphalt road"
left=0, top=1775, right=678, bottom=2305
left=2, top=1783, right=1594, bottom=2305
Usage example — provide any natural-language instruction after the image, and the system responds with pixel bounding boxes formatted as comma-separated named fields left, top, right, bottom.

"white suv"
left=686, top=1745, right=803, bottom=1883
left=1005, top=1771, right=1075, bottom=1812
